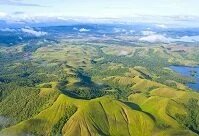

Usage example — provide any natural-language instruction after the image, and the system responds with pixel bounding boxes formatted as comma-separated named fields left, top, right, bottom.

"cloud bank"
left=173, top=36, right=199, bottom=42
left=0, top=0, right=46, bottom=7
left=113, top=28, right=126, bottom=33
left=0, top=28, right=16, bottom=32
left=79, top=28, right=90, bottom=32
left=0, top=12, right=7, bottom=17
left=141, top=31, right=156, bottom=36
left=140, top=33, right=199, bottom=43
left=21, top=28, right=47, bottom=37
left=156, top=24, right=167, bottom=28
left=139, top=34, right=169, bottom=43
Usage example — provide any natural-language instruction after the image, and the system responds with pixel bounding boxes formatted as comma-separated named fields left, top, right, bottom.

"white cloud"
left=0, top=28, right=16, bottom=32
left=173, top=35, right=199, bottom=42
left=0, top=13, right=199, bottom=28
left=156, top=24, right=167, bottom=28
left=73, top=27, right=78, bottom=31
left=129, top=30, right=135, bottom=33
left=79, top=28, right=90, bottom=32
left=0, top=12, right=7, bottom=17
left=113, top=28, right=126, bottom=33
left=140, top=30, right=169, bottom=43
left=21, top=28, right=47, bottom=37
left=140, top=34, right=199, bottom=43
left=0, top=0, right=46, bottom=7
left=114, top=28, right=120, bottom=33
left=141, top=31, right=156, bottom=36
left=139, top=34, right=169, bottom=43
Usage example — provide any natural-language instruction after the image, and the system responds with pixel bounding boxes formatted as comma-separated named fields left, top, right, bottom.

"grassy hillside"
left=1, top=94, right=155, bottom=136
left=1, top=90, right=198, bottom=136
left=129, top=87, right=199, bottom=135
left=0, top=40, right=199, bottom=136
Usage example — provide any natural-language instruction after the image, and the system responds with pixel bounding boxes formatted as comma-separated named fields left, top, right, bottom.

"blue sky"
left=0, top=0, right=199, bottom=18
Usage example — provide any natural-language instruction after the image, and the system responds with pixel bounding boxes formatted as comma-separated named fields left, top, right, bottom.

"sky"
left=0, top=0, right=199, bottom=18
left=0, top=0, right=199, bottom=28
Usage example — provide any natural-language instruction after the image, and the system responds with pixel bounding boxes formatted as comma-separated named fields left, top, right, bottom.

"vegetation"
left=175, top=98, right=199, bottom=134
left=0, top=37, right=199, bottom=136
left=51, top=105, right=77, bottom=136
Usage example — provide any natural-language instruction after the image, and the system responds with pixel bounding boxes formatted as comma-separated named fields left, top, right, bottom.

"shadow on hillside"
left=123, top=102, right=142, bottom=111
left=60, top=89, right=88, bottom=100
left=74, top=70, right=107, bottom=89
left=123, top=101, right=156, bottom=121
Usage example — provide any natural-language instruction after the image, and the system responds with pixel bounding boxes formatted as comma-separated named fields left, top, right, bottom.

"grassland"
left=0, top=39, right=199, bottom=136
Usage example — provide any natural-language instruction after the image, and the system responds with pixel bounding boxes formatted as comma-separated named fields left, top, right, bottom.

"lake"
left=170, top=65, right=199, bottom=91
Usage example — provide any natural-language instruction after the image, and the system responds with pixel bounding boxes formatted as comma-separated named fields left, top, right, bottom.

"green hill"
left=0, top=39, right=199, bottom=136
left=0, top=94, right=155, bottom=136
left=1, top=89, right=198, bottom=136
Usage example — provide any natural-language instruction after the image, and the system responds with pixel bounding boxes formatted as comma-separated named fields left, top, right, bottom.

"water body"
left=170, top=66, right=199, bottom=91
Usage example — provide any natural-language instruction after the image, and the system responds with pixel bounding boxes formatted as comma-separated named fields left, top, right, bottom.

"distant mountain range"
left=1, top=24, right=199, bottom=46
left=1, top=15, right=199, bottom=28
